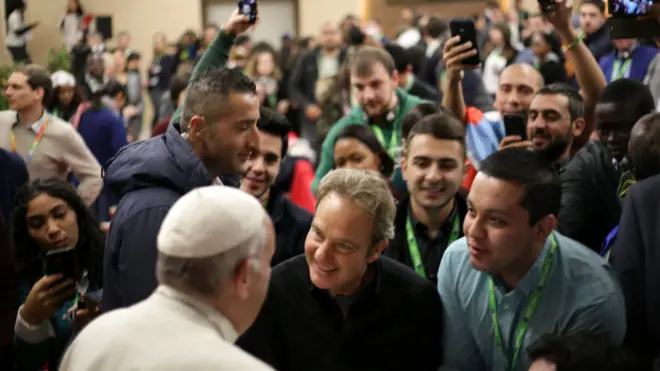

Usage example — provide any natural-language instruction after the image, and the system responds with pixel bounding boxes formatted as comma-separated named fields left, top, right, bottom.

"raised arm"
left=170, top=10, right=256, bottom=125
left=545, top=0, right=607, bottom=147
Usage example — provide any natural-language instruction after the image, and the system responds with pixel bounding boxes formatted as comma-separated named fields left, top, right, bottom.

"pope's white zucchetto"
left=157, top=186, right=266, bottom=258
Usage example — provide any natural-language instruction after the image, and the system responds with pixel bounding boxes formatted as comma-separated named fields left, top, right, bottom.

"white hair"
left=156, top=215, right=268, bottom=296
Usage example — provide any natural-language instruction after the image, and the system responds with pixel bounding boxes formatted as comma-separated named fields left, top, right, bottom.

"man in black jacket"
left=611, top=112, right=660, bottom=370
left=558, top=79, right=655, bottom=252
left=288, top=22, right=346, bottom=143
left=241, top=107, right=312, bottom=266
left=385, top=107, right=466, bottom=285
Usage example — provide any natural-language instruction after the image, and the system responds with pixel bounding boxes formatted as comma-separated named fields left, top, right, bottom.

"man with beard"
left=441, top=0, right=606, bottom=171
left=312, top=46, right=427, bottom=193
left=240, top=107, right=312, bottom=266
left=385, top=111, right=468, bottom=285
left=499, top=83, right=586, bottom=169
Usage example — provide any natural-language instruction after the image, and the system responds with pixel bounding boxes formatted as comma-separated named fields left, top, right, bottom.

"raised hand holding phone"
left=443, top=19, right=481, bottom=83
left=222, top=7, right=258, bottom=37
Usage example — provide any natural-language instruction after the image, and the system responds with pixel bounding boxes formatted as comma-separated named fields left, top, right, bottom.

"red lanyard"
left=11, top=116, right=50, bottom=162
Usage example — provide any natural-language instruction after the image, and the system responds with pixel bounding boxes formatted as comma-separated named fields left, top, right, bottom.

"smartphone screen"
left=503, top=114, right=528, bottom=140
left=449, top=18, right=481, bottom=66
left=238, top=0, right=258, bottom=24
left=609, top=0, right=653, bottom=16
left=45, top=247, right=77, bottom=283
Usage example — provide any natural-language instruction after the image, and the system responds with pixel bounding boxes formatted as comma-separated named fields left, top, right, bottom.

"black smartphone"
left=45, top=247, right=77, bottom=283
left=449, top=18, right=481, bottom=66
left=238, top=0, right=258, bottom=24
left=503, top=114, right=528, bottom=140
left=537, top=0, right=557, bottom=13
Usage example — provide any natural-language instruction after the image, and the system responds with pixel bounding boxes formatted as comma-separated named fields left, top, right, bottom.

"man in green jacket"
left=312, top=46, right=428, bottom=193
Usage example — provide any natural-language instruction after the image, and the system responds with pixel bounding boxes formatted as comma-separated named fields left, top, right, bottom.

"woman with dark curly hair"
left=333, top=124, right=395, bottom=178
left=11, top=178, right=104, bottom=371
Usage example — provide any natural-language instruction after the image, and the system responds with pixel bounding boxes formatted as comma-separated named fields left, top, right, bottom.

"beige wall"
left=298, top=0, right=363, bottom=37
left=0, top=0, right=366, bottom=67
left=1, top=0, right=204, bottom=68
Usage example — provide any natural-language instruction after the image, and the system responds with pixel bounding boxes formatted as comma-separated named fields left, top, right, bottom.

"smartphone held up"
left=449, top=18, right=481, bottom=66
left=238, top=0, right=258, bottom=24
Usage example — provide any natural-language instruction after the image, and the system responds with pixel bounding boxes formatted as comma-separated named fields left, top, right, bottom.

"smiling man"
left=240, top=107, right=312, bottom=266
left=499, top=83, right=586, bottom=170
left=238, top=168, right=443, bottom=371
left=385, top=111, right=468, bottom=285
left=312, top=46, right=427, bottom=194
left=437, top=148, right=625, bottom=371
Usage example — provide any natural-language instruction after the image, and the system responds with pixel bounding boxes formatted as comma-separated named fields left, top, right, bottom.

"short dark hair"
left=406, top=45, right=426, bottom=75
left=350, top=46, right=396, bottom=77
left=402, top=102, right=454, bottom=140
left=535, top=83, right=584, bottom=122
left=13, top=65, right=52, bottom=105
left=205, top=23, right=220, bottom=31
left=580, top=0, right=606, bottom=13
left=383, top=43, right=409, bottom=74
left=235, top=35, right=251, bottom=46
left=169, top=72, right=191, bottom=108
left=528, top=331, right=637, bottom=371
left=426, top=16, right=448, bottom=39
left=257, top=106, right=290, bottom=158
left=102, top=79, right=126, bottom=98
left=629, top=112, right=660, bottom=181
left=334, top=124, right=395, bottom=178
left=479, top=148, right=561, bottom=226
left=407, top=113, right=466, bottom=156
left=126, top=52, right=141, bottom=62
left=598, top=78, right=655, bottom=128
left=180, top=68, right=256, bottom=133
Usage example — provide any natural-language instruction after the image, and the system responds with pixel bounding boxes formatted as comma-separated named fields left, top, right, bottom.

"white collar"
left=14, top=110, right=49, bottom=133
left=156, top=285, right=238, bottom=342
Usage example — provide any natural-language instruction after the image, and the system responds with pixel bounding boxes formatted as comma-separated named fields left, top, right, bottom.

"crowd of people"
left=3, top=0, right=660, bottom=370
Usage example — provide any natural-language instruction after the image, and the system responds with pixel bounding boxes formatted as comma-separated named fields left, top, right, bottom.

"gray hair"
left=316, top=168, right=396, bottom=243
left=156, top=216, right=268, bottom=296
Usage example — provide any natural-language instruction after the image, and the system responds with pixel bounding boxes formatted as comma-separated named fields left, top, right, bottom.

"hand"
left=442, top=36, right=480, bottom=83
left=21, top=275, right=75, bottom=326
left=305, top=104, right=321, bottom=121
left=222, top=9, right=258, bottom=37
left=123, top=105, right=137, bottom=118
left=543, top=0, right=574, bottom=37
left=499, top=135, right=532, bottom=151
left=68, top=295, right=101, bottom=330
left=277, top=99, right=290, bottom=114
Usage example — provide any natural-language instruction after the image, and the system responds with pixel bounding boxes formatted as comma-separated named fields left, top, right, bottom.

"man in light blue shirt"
left=438, top=148, right=625, bottom=371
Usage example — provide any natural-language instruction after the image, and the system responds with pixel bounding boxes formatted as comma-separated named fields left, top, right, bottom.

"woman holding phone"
left=11, top=178, right=104, bottom=371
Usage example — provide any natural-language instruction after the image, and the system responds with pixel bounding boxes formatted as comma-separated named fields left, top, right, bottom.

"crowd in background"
left=3, top=0, right=660, bottom=370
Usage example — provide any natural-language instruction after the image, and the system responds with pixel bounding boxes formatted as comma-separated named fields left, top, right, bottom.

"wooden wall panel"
left=366, top=0, right=488, bottom=37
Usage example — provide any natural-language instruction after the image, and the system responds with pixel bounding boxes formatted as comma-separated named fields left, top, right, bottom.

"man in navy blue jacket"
left=102, top=13, right=258, bottom=311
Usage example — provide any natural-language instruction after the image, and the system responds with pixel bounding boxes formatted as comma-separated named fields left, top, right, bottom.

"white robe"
left=59, top=285, right=274, bottom=371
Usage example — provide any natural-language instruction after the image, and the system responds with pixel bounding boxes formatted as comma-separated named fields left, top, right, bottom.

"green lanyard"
left=611, top=57, right=632, bottom=81
left=405, top=213, right=461, bottom=278
left=404, top=75, right=415, bottom=92
left=370, top=105, right=401, bottom=159
left=488, top=233, right=558, bottom=371
left=267, top=93, right=277, bottom=108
